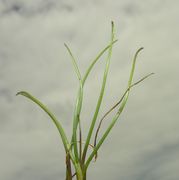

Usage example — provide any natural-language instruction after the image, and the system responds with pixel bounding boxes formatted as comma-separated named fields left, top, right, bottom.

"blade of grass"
left=79, top=116, right=82, bottom=161
left=64, top=44, right=83, bottom=163
left=16, top=92, right=85, bottom=178
left=82, top=21, right=115, bottom=164
left=84, top=47, right=144, bottom=170
left=93, top=72, right=154, bottom=160
left=16, top=91, right=77, bottom=164
left=65, top=39, right=118, bottom=163
left=64, top=44, right=82, bottom=81
left=82, top=39, right=118, bottom=85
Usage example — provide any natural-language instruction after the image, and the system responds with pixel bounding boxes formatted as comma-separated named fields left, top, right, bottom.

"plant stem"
left=75, top=163, right=83, bottom=180
left=82, top=21, right=115, bottom=164
left=66, top=153, right=72, bottom=180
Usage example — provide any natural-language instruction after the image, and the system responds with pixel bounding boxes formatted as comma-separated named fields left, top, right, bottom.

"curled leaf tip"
left=138, top=47, right=144, bottom=52
left=16, top=91, right=24, bottom=96
left=16, top=92, right=20, bottom=96
left=16, top=91, right=30, bottom=98
left=150, top=72, right=155, bottom=76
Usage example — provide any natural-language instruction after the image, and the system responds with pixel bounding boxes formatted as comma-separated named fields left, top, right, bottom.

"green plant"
left=16, top=22, right=153, bottom=180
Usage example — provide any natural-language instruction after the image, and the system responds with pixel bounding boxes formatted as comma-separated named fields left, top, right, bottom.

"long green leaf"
left=16, top=91, right=77, bottom=163
left=64, top=44, right=83, bottom=162
left=82, top=39, right=118, bottom=85
left=84, top=47, right=144, bottom=170
left=65, top=40, right=118, bottom=163
left=82, top=21, right=115, bottom=164
left=93, top=72, right=154, bottom=160
left=64, top=43, right=82, bottom=81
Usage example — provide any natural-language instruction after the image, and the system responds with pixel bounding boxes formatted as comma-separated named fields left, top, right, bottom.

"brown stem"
left=66, top=153, right=72, bottom=180
left=93, top=73, right=154, bottom=160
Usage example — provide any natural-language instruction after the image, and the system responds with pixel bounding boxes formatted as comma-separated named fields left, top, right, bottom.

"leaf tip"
left=16, top=91, right=21, bottom=96
left=111, top=20, right=114, bottom=26
left=138, top=47, right=144, bottom=52
left=16, top=91, right=28, bottom=97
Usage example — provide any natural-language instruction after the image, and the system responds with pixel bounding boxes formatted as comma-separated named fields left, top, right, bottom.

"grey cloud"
left=122, top=2, right=141, bottom=16
left=0, top=0, right=74, bottom=17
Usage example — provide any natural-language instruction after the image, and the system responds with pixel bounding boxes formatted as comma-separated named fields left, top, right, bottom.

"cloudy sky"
left=0, top=0, right=179, bottom=179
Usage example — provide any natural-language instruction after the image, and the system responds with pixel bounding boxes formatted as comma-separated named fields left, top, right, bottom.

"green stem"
left=16, top=91, right=78, bottom=170
left=65, top=43, right=83, bottom=162
left=75, top=163, right=83, bottom=180
left=16, top=91, right=69, bottom=152
left=82, top=21, right=115, bottom=164
left=84, top=47, right=145, bottom=170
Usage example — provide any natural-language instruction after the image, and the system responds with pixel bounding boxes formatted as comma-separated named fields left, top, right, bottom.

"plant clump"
left=17, top=21, right=153, bottom=180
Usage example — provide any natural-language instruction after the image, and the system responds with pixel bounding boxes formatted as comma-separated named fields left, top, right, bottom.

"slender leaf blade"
left=85, top=47, right=145, bottom=169
left=16, top=91, right=69, bottom=149
left=82, top=21, right=115, bottom=163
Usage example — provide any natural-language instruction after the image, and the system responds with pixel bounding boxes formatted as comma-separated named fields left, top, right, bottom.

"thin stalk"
left=84, top=47, right=144, bottom=170
left=16, top=91, right=69, bottom=152
left=65, top=36, right=118, bottom=163
left=75, top=163, right=83, bottom=180
left=82, top=39, right=118, bottom=85
left=79, top=117, right=82, bottom=162
left=16, top=91, right=77, bottom=166
left=65, top=44, right=83, bottom=162
left=93, top=72, right=154, bottom=160
left=82, top=21, right=115, bottom=164
left=66, top=153, right=72, bottom=180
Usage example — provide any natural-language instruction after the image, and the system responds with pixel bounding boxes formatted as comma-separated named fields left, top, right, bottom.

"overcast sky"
left=0, top=0, right=179, bottom=180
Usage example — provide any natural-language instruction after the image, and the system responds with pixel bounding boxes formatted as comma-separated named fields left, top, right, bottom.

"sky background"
left=0, top=0, right=179, bottom=179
